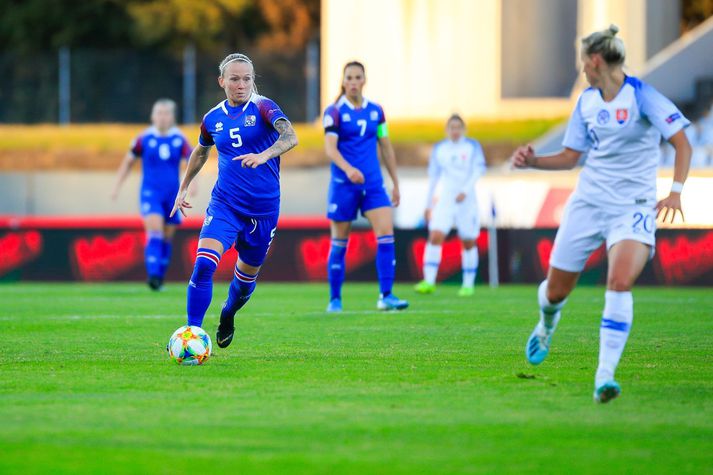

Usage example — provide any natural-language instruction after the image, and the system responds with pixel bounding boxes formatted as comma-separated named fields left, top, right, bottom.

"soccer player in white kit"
left=415, top=114, right=487, bottom=297
left=511, top=25, right=691, bottom=403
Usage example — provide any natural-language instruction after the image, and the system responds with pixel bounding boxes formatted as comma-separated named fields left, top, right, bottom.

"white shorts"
left=429, top=199, right=480, bottom=240
left=549, top=197, right=656, bottom=273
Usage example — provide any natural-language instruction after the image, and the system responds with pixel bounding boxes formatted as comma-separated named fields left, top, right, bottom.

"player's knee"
left=192, top=250, right=220, bottom=282
left=546, top=286, right=570, bottom=304
left=461, top=240, right=476, bottom=250
left=606, top=275, right=634, bottom=292
left=429, top=232, right=446, bottom=245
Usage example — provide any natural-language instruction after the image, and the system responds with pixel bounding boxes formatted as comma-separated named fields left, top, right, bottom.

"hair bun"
left=608, top=24, right=619, bottom=36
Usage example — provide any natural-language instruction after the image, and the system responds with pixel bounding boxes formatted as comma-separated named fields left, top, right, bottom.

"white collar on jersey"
left=146, top=126, right=179, bottom=137
left=220, top=94, right=255, bottom=115
left=337, top=95, right=369, bottom=110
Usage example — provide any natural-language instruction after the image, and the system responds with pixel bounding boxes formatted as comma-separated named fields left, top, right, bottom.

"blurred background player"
left=414, top=114, right=487, bottom=297
left=170, top=53, right=298, bottom=348
left=111, top=98, right=192, bottom=290
left=323, top=61, right=408, bottom=312
left=511, top=25, right=692, bottom=403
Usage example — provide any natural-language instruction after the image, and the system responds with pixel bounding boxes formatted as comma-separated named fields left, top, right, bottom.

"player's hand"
left=391, top=186, right=401, bottom=207
left=345, top=166, right=365, bottom=184
left=424, top=208, right=432, bottom=223
left=455, top=192, right=466, bottom=203
left=656, top=193, right=684, bottom=224
left=235, top=152, right=269, bottom=168
left=170, top=189, right=192, bottom=218
left=511, top=145, right=535, bottom=169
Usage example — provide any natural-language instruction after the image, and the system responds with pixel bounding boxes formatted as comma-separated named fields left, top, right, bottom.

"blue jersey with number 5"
left=199, top=94, right=288, bottom=217
left=323, top=96, right=386, bottom=186
left=130, top=126, right=191, bottom=194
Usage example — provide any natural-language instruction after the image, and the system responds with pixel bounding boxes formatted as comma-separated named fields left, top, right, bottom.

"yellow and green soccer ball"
left=167, top=325, right=212, bottom=365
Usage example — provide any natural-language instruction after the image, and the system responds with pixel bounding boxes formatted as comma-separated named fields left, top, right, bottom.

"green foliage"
left=1, top=283, right=711, bottom=474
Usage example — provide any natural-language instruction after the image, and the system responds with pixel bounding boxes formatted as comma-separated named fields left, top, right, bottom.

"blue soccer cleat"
left=377, top=293, right=409, bottom=311
left=594, top=380, right=621, bottom=404
left=526, top=324, right=552, bottom=365
left=326, top=298, right=343, bottom=313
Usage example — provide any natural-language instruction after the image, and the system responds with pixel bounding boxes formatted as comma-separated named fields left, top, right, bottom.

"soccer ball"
left=167, top=325, right=212, bottom=365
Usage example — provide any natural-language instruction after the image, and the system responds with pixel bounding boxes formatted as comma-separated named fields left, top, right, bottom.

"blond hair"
left=218, top=53, right=258, bottom=94
left=581, top=24, right=625, bottom=65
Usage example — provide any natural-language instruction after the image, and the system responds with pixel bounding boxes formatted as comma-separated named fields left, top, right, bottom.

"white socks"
left=422, top=243, right=442, bottom=285
left=596, top=290, right=633, bottom=387
left=462, top=248, right=478, bottom=287
left=537, top=280, right=566, bottom=334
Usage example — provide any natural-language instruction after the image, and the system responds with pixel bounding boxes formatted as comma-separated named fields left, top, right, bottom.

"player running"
left=511, top=25, right=691, bottom=403
left=111, top=99, right=192, bottom=290
left=323, top=61, right=408, bottom=312
left=414, top=114, right=487, bottom=297
left=170, top=53, right=298, bottom=348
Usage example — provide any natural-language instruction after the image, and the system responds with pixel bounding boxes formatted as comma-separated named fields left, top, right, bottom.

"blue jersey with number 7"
left=323, top=95, right=386, bottom=187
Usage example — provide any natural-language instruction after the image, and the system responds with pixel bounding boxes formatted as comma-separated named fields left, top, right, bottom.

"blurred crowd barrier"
left=1, top=216, right=711, bottom=285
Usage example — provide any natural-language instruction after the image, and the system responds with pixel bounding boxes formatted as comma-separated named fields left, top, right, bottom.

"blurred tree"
left=256, top=0, right=320, bottom=51
left=0, top=0, right=320, bottom=53
left=682, top=0, right=713, bottom=33
left=0, top=0, right=135, bottom=51
left=125, top=0, right=258, bottom=51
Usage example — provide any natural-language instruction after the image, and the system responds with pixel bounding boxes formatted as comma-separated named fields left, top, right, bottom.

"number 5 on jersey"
left=230, top=127, right=242, bottom=148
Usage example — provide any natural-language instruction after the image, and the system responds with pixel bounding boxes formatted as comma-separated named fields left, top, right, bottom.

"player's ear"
left=218, top=76, right=224, bottom=88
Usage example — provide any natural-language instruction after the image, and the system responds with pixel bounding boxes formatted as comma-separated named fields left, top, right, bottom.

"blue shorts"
left=199, top=200, right=278, bottom=267
left=140, top=188, right=182, bottom=225
left=326, top=180, right=391, bottom=222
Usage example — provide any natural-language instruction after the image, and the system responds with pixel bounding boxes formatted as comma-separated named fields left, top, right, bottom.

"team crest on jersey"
left=245, top=115, right=256, bottom=127
left=370, top=110, right=378, bottom=121
left=616, top=108, right=628, bottom=124
left=341, top=113, right=351, bottom=122
left=215, top=122, right=224, bottom=132
left=597, top=109, right=610, bottom=125
left=148, top=138, right=157, bottom=148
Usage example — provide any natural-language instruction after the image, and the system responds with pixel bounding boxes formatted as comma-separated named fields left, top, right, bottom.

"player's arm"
left=239, top=118, right=298, bottom=168
left=171, top=144, right=211, bottom=217
left=377, top=132, right=401, bottom=207
left=458, top=145, right=486, bottom=201
left=111, top=151, right=137, bottom=201
left=425, top=149, right=441, bottom=214
left=511, top=145, right=581, bottom=170
left=656, top=128, right=692, bottom=223
left=324, top=134, right=364, bottom=184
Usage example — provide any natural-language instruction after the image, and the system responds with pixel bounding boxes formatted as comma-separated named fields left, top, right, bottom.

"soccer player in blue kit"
left=511, top=25, right=691, bottom=403
left=112, top=98, right=192, bottom=290
left=323, top=61, right=408, bottom=312
left=170, top=53, right=298, bottom=348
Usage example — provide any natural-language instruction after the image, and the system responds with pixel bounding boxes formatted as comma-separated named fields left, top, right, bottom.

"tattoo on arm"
left=263, top=119, right=298, bottom=159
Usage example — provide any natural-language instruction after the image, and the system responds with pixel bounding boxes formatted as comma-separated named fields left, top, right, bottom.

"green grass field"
left=1, top=283, right=712, bottom=474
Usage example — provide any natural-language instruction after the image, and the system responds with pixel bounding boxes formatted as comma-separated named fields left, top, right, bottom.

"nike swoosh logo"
left=217, top=333, right=233, bottom=345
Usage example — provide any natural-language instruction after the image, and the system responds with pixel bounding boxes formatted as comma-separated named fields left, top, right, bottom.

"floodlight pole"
left=183, top=43, right=197, bottom=124
left=488, top=199, right=499, bottom=288
left=58, top=47, right=70, bottom=125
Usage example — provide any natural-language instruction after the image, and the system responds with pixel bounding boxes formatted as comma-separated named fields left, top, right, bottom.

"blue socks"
left=220, top=266, right=258, bottom=323
left=186, top=248, right=221, bottom=327
left=376, top=235, right=395, bottom=296
left=145, top=230, right=163, bottom=278
left=328, top=238, right=347, bottom=300
left=159, top=239, right=173, bottom=278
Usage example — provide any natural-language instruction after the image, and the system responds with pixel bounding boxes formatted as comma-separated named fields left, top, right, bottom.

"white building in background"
left=321, top=0, right=680, bottom=119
